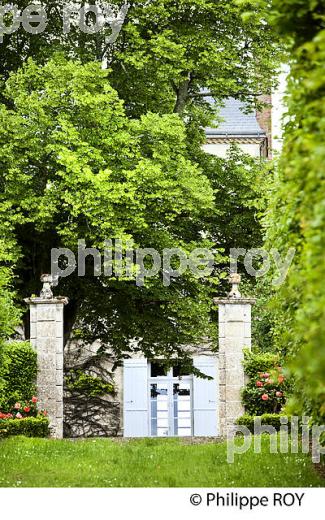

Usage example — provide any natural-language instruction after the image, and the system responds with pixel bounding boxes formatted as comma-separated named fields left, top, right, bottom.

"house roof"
left=205, top=97, right=266, bottom=138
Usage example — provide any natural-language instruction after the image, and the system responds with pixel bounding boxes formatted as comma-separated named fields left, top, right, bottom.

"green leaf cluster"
left=236, top=413, right=293, bottom=432
left=0, top=57, right=218, bottom=364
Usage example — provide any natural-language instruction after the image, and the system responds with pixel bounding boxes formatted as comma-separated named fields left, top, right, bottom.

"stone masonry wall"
left=63, top=340, right=123, bottom=437
left=63, top=341, right=216, bottom=438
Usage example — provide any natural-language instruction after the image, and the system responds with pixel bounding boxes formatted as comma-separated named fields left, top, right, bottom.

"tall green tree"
left=0, top=57, right=220, bottom=364
left=0, top=2, right=279, bottom=367
left=108, top=0, right=280, bottom=116
left=0, top=1, right=280, bottom=115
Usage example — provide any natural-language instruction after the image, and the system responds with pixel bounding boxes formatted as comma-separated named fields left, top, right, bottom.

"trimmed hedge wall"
left=0, top=341, right=37, bottom=411
left=262, top=0, right=325, bottom=423
left=0, top=417, right=49, bottom=438
left=236, top=413, right=292, bottom=433
left=242, top=350, right=280, bottom=379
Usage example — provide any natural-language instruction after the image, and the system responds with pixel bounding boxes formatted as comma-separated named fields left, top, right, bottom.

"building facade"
left=203, top=96, right=271, bottom=159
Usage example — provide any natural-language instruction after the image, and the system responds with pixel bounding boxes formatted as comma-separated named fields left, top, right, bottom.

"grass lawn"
left=0, top=435, right=323, bottom=487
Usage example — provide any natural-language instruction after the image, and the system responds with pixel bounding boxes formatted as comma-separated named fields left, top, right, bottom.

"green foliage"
left=0, top=57, right=221, bottom=365
left=0, top=268, right=21, bottom=399
left=0, top=3, right=278, bottom=368
left=0, top=1, right=281, bottom=118
left=108, top=0, right=281, bottom=116
left=269, top=0, right=325, bottom=46
left=243, top=349, right=280, bottom=378
left=236, top=413, right=291, bottom=432
left=241, top=350, right=289, bottom=415
left=0, top=342, right=37, bottom=410
left=0, top=269, right=20, bottom=342
left=197, top=144, right=266, bottom=252
left=0, top=417, right=49, bottom=438
left=260, top=1, right=325, bottom=423
left=66, top=370, right=115, bottom=397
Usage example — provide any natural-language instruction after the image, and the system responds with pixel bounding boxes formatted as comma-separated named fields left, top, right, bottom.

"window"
left=172, top=363, right=191, bottom=378
left=150, top=362, right=168, bottom=378
left=148, top=362, right=193, bottom=437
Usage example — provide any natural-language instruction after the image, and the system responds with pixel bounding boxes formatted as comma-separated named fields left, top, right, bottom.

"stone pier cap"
left=24, top=296, right=69, bottom=305
left=214, top=297, right=256, bottom=305
left=214, top=273, right=255, bottom=306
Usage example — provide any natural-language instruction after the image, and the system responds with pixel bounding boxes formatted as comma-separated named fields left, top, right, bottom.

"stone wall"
left=63, top=340, right=123, bottom=437
left=64, top=395, right=121, bottom=437
left=63, top=340, right=216, bottom=437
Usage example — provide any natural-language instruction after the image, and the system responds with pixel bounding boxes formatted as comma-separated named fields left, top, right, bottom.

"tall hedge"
left=0, top=342, right=37, bottom=411
left=263, top=0, right=325, bottom=422
left=0, top=265, right=21, bottom=401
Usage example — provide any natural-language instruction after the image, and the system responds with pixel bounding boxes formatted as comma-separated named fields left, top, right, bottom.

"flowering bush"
left=0, top=396, right=47, bottom=421
left=241, top=350, right=291, bottom=415
left=0, top=412, right=13, bottom=420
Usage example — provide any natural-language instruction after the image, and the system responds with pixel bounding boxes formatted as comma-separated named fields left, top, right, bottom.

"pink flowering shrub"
left=241, top=350, right=291, bottom=415
left=0, top=396, right=47, bottom=421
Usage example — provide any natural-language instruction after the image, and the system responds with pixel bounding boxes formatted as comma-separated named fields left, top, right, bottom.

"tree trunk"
left=173, top=77, right=191, bottom=114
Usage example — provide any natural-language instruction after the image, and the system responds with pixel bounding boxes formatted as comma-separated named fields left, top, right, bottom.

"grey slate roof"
left=205, top=97, right=265, bottom=137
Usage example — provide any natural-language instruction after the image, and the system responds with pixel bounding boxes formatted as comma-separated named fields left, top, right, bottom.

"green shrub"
left=236, top=413, right=292, bottom=432
left=243, top=350, right=280, bottom=379
left=0, top=416, right=49, bottom=438
left=241, top=349, right=290, bottom=415
left=0, top=267, right=21, bottom=400
left=0, top=341, right=37, bottom=410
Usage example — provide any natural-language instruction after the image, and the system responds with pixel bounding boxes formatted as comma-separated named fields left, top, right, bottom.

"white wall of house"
left=272, top=65, right=289, bottom=155
left=202, top=142, right=262, bottom=158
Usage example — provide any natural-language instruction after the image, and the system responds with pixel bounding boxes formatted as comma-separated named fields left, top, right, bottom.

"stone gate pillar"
left=214, top=274, right=255, bottom=437
left=25, top=275, right=68, bottom=438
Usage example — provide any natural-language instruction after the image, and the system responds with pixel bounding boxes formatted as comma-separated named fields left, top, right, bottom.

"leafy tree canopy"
left=0, top=57, right=220, bottom=364
left=0, top=1, right=281, bottom=118
left=0, top=1, right=279, bottom=367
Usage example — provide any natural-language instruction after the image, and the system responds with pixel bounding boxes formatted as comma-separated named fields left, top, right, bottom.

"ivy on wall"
left=66, top=370, right=115, bottom=398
